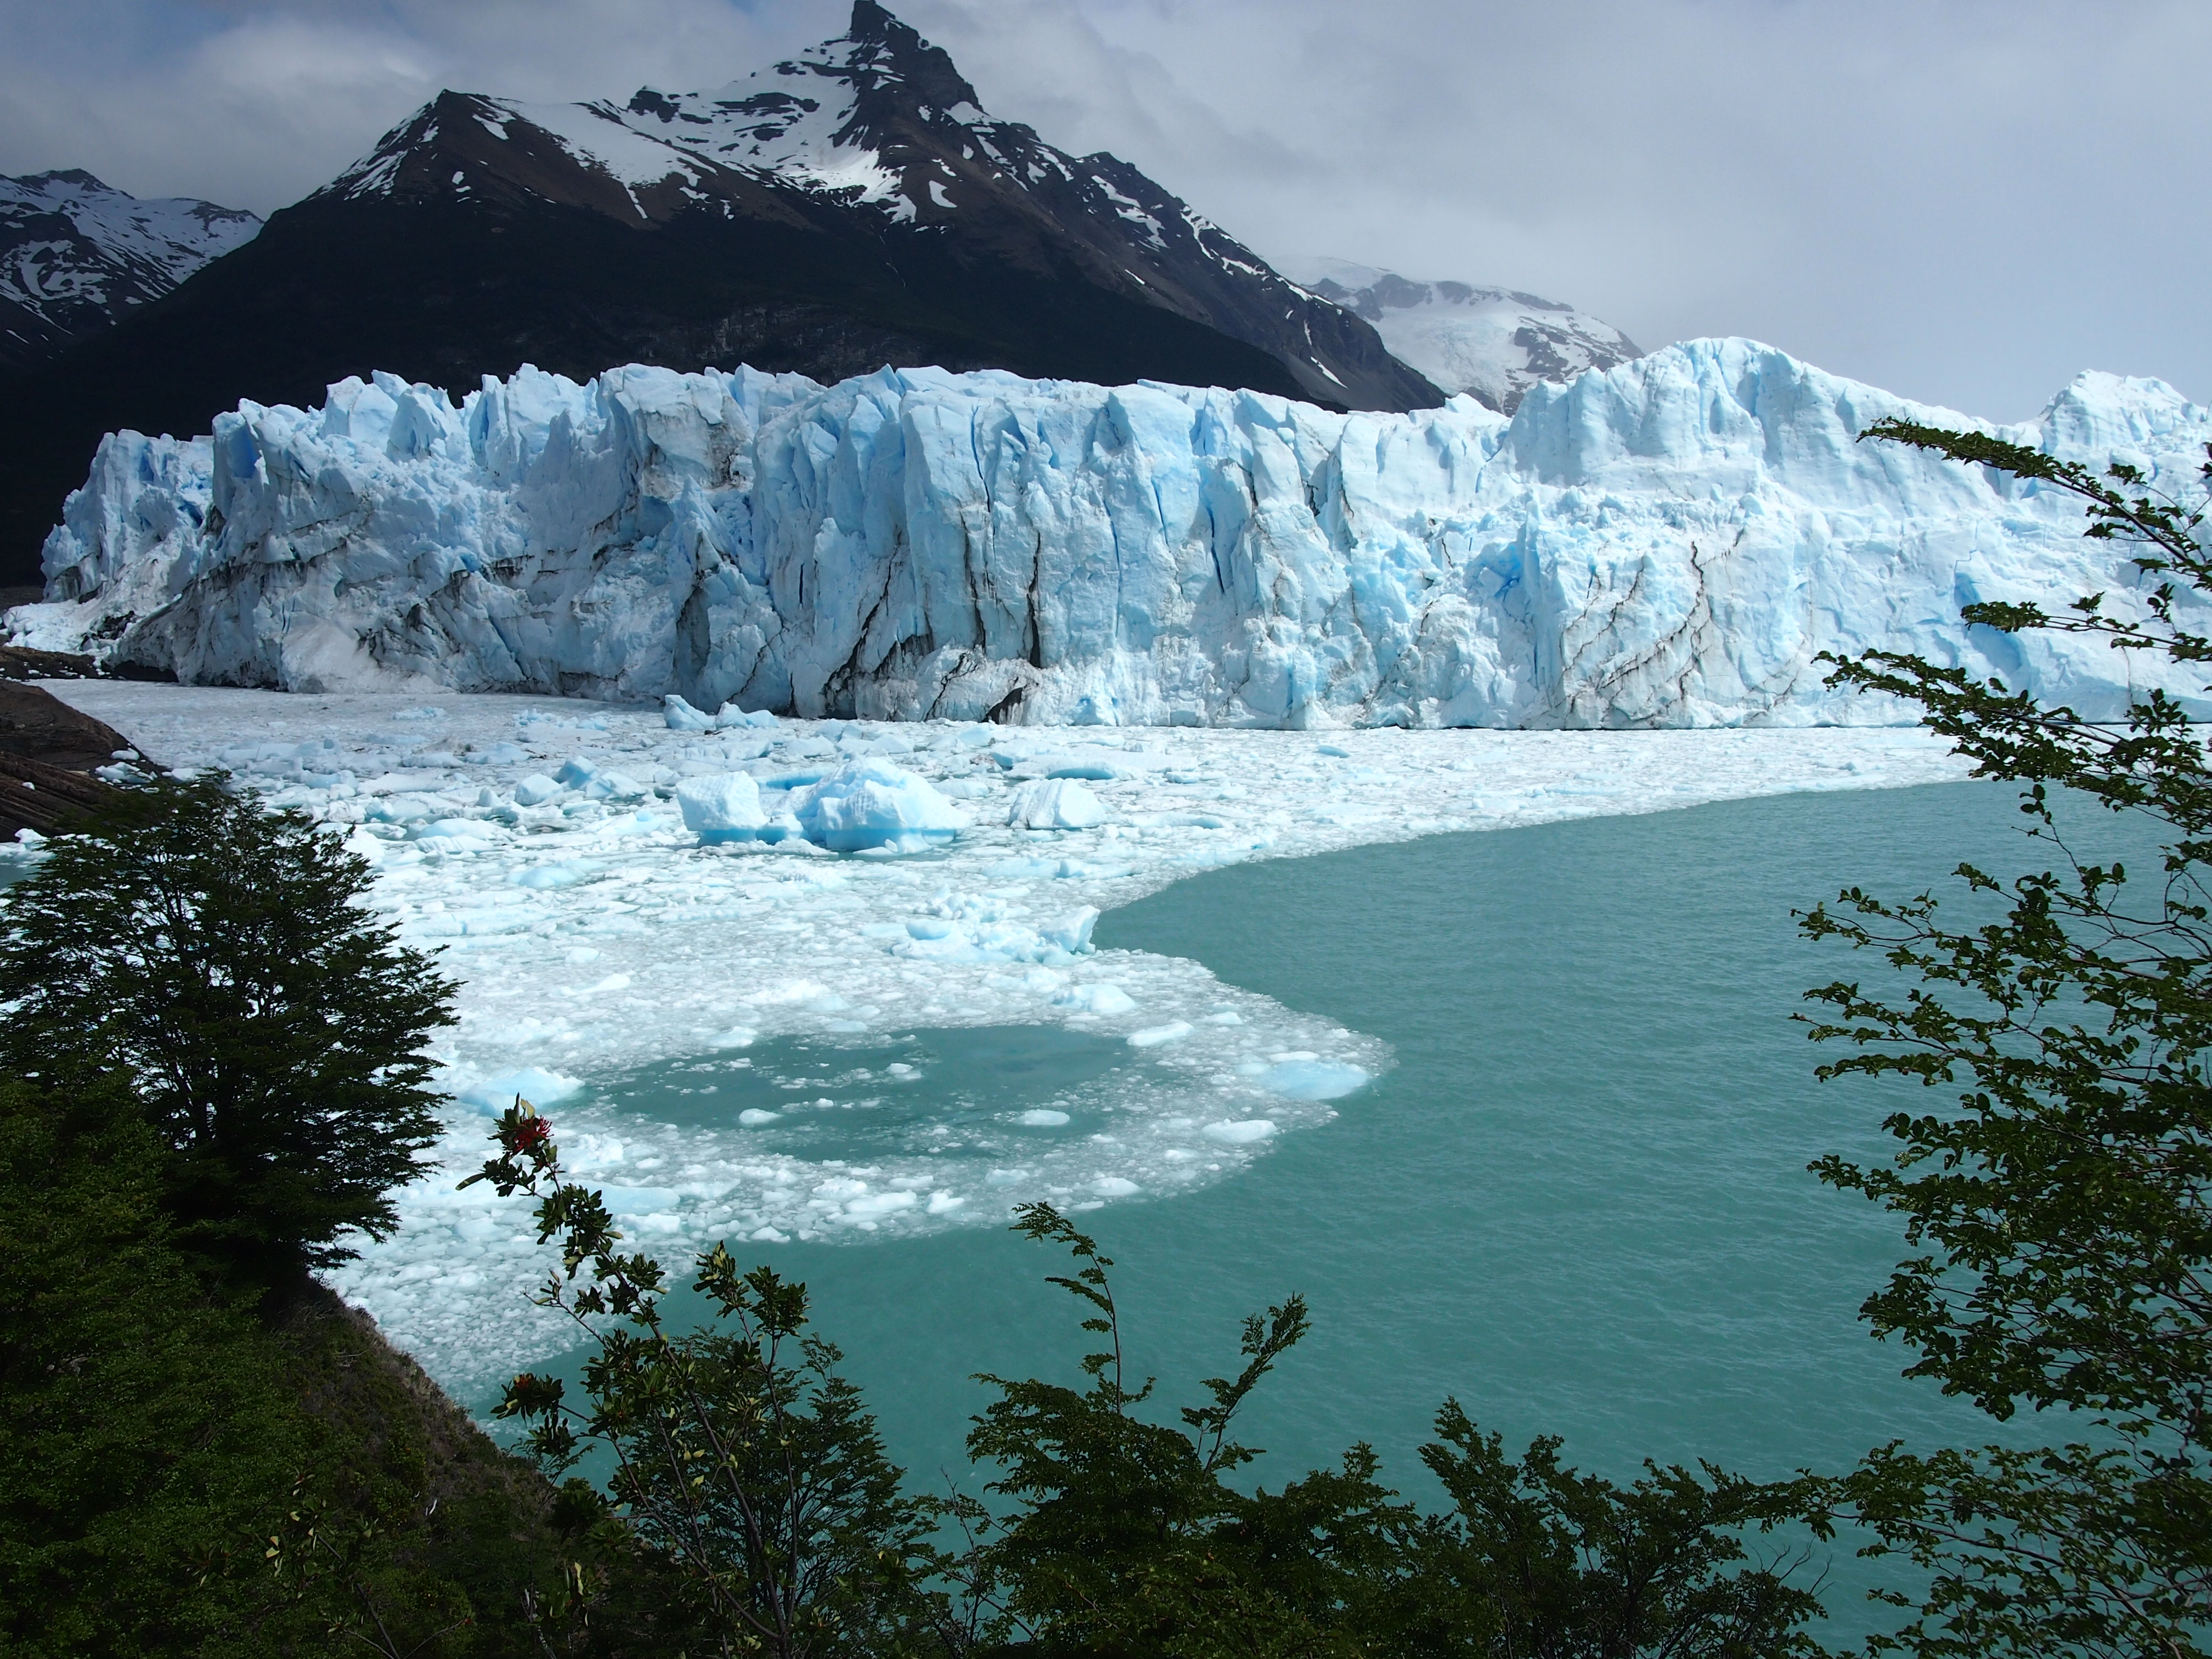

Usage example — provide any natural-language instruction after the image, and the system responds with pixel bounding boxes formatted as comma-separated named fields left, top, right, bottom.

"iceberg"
left=663, top=693, right=719, bottom=732
left=790, top=758, right=967, bottom=852
left=675, top=772, right=768, bottom=844
left=1007, top=777, right=1107, bottom=830
left=14, top=343, right=2210, bottom=727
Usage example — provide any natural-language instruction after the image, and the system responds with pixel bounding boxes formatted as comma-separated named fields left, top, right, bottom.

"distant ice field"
left=25, top=682, right=1970, bottom=1393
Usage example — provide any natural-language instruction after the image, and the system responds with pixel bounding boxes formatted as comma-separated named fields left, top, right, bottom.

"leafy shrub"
left=0, top=772, right=454, bottom=1290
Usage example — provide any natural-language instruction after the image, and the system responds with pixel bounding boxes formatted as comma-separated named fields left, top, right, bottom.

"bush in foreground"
left=470, top=1103, right=1830, bottom=1658
left=0, top=772, right=455, bottom=1290
left=1797, top=421, right=2212, bottom=1655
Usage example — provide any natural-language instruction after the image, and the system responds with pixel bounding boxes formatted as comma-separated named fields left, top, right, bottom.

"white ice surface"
left=21, top=344, right=2210, bottom=731
left=27, top=681, right=1972, bottom=1395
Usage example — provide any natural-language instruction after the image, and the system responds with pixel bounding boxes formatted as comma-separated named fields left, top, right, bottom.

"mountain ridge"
left=307, top=1, right=1431, bottom=411
left=0, top=1, right=1435, bottom=585
left=0, top=170, right=259, bottom=373
left=1277, top=257, right=1641, bottom=413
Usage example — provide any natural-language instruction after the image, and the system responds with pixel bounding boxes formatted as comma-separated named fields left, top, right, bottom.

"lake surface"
left=496, top=776, right=2128, bottom=1632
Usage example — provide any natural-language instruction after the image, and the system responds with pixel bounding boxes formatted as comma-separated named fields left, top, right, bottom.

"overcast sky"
left=3, top=0, right=2204, bottom=420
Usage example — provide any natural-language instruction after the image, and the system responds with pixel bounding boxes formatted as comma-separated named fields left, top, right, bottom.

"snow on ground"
left=18, top=681, right=1971, bottom=1393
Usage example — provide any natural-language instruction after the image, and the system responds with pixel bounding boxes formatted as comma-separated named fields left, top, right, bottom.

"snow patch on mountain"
left=14, top=340, right=2208, bottom=730
left=0, top=171, right=259, bottom=369
left=304, top=2, right=1435, bottom=413
left=1280, top=257, right=1640, bottom=414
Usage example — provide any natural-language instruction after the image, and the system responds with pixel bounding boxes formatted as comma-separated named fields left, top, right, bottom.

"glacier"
left=13, top=338, right=2210, bottom=728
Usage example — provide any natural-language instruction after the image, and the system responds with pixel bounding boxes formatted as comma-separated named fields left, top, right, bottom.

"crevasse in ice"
left=14, top=340, right=2210, bottom=727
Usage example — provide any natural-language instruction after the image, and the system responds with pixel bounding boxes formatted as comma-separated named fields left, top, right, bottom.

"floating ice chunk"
left=738, top=1109, right=781, bottom=1127
left=1092, top=1176, right=1141, bottom=1196
left=759, top=811, right=807, bottom=845
left=597, top=1185, right=682, bottom=1216
left=664, top=693, right=718, bottom=732
left=1053, top=981, right=1133, bottom=1015
left=455, top=1067, right=582, bottom=1115
left=510, top=861, right=595, bottom=889
left=709, top=1026, right=757, bottom=1049
left=675, top=772, right=767, bottom=843
left=715, top=704, right=779, bottom=730
left=512, top=772, right=561, bottom=806
left=1018, top=1109, right=1071, bottom=1126
left=587, top=771, right=648, bottom=802
left=845, top=731, right=913, bottom=755
left=554, top=757, right=598, bottom=787
left=1128, top=1021, right=1193, bottom=1048
left=926, top=1190, right=966, bottom=1214
left=844, top=1190, right=917, bottom=1218
left=367, top=793, right=442, bottom=824
left=1201, top=1118, right=1278, bottom=1144
left=791, top=759, right=967, bottom=852
left=1037, top=907, right=1099, bottom=955
left=1008, top=777, right=1106, bottom=830
left=1259, top=1061, right=1370, bottom=1101
left=752, top=1226, right=789, bottom=1242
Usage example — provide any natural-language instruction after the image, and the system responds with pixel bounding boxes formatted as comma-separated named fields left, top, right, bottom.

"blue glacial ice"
left=1008, top=777, right=1107, bottom=829
left=791, top=758, right=967, bottom=851
left=14, top=340, right=2209, bottom=727
left=675, top=771, right=768, bottom=843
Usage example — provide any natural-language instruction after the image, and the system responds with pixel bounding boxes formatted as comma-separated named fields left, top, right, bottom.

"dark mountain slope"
left=0, top=3, right=1435, bottom=587
left=0, top=170, right=259, bottom=374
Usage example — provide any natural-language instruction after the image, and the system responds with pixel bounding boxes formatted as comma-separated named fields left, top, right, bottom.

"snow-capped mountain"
left=1279, top=258, right=1640, bottom=413
left=311, top=2, right=1431, bottom=413
left=18, top=341, right=2207, bottom=731
left=0, top=171, right=259, bottom=374
left=0, top=1, right=1434, bottom=588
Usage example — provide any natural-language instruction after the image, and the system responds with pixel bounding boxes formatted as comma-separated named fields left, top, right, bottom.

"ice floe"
left=17, top=680, right=1973, bottom=1392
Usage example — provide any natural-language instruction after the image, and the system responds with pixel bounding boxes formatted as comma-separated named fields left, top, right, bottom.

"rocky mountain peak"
left=306, top=4, right=1439, bottom=409
left=1, top=170, right=260, bottom=374
left=1279, top=257, right=1640, bottom=412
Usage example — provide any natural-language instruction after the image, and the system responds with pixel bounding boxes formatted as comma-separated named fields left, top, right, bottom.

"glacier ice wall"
left=13, top=340, right=2211, bottom=727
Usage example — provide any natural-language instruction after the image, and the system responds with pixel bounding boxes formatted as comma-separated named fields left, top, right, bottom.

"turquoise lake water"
left=486, top=776, right=2135, bottom=1633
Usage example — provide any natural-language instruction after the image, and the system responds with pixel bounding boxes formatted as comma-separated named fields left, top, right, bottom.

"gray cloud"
left=2, top=0, right=2203, bottom=418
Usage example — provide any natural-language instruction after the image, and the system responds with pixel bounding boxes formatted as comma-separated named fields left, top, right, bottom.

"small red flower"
left=512, top=1115, right=552, bottom=1154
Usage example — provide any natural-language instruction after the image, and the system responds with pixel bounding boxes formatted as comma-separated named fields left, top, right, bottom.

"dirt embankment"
left=0, top=679, right=128, bottom=840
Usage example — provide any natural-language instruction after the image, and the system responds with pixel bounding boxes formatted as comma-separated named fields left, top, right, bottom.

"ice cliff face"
left=15, top=339, right=2210, bottom=729
left=0, top=171, right=261, bottom=373
left=1278, top=257, right=1642, bottom=414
